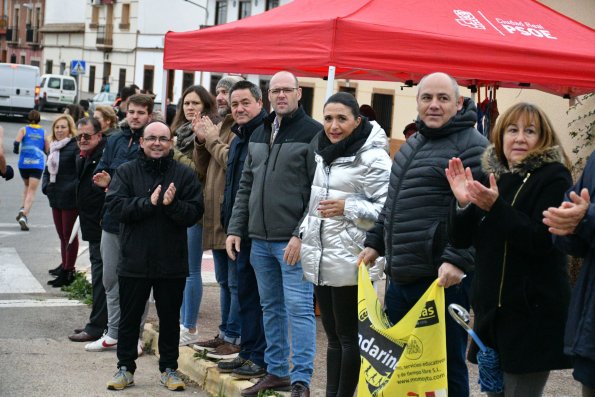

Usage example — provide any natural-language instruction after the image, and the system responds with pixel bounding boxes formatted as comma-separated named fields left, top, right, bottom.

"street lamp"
left=183, top=0, right=209, bottom=26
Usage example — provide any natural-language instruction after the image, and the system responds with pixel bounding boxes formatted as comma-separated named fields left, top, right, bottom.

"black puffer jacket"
left=76, top=138, right=107, bottom=242
left=450, top=146, right=572, bottom=373
left=364, top=98, right=488, bottom=283
left=42, top=138, right=79, bottom=209
left=105, top=150, right=203, bottom=279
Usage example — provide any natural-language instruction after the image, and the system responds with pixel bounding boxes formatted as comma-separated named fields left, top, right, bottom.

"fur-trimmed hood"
left=482, top=144, right=565, bottom=179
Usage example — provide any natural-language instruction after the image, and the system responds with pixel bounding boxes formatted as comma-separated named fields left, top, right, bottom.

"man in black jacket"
left=68, top=117, right=108, bottom=343
left=359, top=72, right=488, bottom=397
left=217, top=81, right=268, bottom=379
left=226, top=71, right=320, bottom=397
left=104, top=121, right=203, bottom=391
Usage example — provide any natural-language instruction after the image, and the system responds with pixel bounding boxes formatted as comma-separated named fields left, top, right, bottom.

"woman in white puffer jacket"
left=300, top=92, right=392, bottom=397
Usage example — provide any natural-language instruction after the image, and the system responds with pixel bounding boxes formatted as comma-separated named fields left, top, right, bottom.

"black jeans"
left=117, top=276, right=185, bottom=373
left=315, top=285, right=359, bottom=397
left=236, top=243, right=267, bottom=368
left=84, top=241, right=107, bottom=338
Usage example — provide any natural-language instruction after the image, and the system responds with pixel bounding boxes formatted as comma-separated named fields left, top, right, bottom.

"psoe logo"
left=453, top=10, right=485, bottom=30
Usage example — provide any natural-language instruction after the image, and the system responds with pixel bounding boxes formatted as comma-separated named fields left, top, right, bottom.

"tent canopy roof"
left=164, top=0, right=595, bottom=97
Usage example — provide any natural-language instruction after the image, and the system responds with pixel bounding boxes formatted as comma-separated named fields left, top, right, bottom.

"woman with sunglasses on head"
left=43, top=114, right=80, bottom=287
left=170, top=85, right=220, bottom=345
left=447, top=103, right=572, bottom=396
left=300, top=92, right=392, bottom=397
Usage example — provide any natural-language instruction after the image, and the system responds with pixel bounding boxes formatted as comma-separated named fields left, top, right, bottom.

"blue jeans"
left=235, top=242, right=266, bottom=368
left=385, top=277, right=471, bottom=397
left=180, top=224, right=203, bottom=330
left=250, top=239, right=316, bottom=385
left=212, top=249, right=241, bottom=341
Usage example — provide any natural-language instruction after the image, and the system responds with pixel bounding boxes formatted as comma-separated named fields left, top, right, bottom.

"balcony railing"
left=6, top=26, right=18, bottom=43
left=96, top=24, right=113, bottom=48
left=26, top=27, right=39, bottom=44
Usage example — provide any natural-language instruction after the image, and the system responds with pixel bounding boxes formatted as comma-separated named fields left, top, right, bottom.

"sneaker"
left=160, top=368, right=185, bottom=391
left=179, top=329, right=201, bottom=346
left=106, top=366, right=134, bottom=390
left=206, top=341, right=241, bottom=359
left=17, top=215, right=29, bottom=231
left=231, top=360, right=266, bottom=379
left=85, top=335, right=117, bottom=351
left=16, top=207, right=24, bottom=221
left=217, top=356, right=246, bottom=373
left=137, top=339, right=144, bottom=356
left=192, top=335, right=224, bottom=352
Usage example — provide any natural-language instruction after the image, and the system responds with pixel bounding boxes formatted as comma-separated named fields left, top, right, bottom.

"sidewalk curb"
left=143, top=324, right=289, bottom=397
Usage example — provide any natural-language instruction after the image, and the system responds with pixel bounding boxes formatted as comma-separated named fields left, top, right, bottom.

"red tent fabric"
left=164, top=0, right=595, bottom=97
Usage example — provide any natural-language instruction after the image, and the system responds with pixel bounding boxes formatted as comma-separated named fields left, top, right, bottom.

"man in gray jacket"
left=226, top=71, right=321, bottom=397
left=359, top=72, right=488, bottom=397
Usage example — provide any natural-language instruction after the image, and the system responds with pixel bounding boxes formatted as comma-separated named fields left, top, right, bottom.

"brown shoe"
left=206, top=342, right=241, bottom=359
left=240, top=373, right=291, bottom=397
left=291, top=382, right=310, bottom=397
left=192, top=335, right=225, bottom=352
left=69, top=331, right=100, bottom=342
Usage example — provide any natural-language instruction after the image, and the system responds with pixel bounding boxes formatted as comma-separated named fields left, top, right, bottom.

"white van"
left=37, top=74, right=77, bottom=111
left=0, top=63, right=40, bottom=117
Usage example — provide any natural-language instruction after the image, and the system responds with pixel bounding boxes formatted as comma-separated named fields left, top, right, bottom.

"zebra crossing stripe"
left=0, top=247, right=45, bottom=294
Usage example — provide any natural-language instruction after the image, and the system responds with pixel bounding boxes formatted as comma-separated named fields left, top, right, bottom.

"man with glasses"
left=226, top=71, right=321, bottom=397
left=104, top=121, right=203, bottom=391
left=86, top=94, right=154, bottom=355
left=68, top=117, right=108, bottom=344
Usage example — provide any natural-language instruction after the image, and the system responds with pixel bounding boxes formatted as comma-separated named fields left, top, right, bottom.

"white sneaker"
left=85, top=335, right=117, bottom=352
left=179, top=329, right=201, bottom=346
left=137, top=339, right=144, bottom=356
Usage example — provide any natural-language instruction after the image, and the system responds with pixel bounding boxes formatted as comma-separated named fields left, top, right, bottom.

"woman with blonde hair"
left=93, top=105, right=119, bottom=136
left=43, top=114, right=80, bottom=287
left=447, top=102, right=572, bottom=396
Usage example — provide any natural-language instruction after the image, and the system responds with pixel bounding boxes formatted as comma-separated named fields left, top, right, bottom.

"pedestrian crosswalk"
left=0, top=247, right=45, bottom=294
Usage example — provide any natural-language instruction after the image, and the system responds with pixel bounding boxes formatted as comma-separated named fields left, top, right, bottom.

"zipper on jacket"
left=498, top=172, right=531, bottom=307
left=317, top=165, right=331, bottom=284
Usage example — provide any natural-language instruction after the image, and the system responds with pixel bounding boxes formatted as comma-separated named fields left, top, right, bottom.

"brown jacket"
left=193, top=114, right=235, bottom=250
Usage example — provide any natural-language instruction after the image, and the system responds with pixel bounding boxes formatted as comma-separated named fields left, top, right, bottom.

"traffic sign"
left=70, top=60, right=86, bottom=76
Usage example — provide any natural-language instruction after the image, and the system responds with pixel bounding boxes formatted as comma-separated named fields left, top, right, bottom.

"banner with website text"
left=357, top=265, right=447, bottom=397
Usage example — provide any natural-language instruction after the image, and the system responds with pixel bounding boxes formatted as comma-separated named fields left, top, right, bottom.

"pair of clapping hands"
left=447, top=157, right=591, bottom=236
left=192, top=114, right=218, bottom=143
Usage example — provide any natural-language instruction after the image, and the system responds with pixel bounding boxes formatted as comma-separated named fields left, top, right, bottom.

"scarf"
left=175, top=122, right=195, bottom=154
left=47, top=137, right=71, bottom=183
left=317, top=119, right=372, bottom=165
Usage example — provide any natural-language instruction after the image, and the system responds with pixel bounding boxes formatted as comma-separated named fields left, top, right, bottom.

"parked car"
left=36, top=74, right=77, bottom=112
left=0, top=63, right=40, bottom=117
left=88, top=91, right=117, bottom=113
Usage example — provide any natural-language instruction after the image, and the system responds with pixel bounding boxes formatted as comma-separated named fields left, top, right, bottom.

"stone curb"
left=142, top=324, right=290, bottom=397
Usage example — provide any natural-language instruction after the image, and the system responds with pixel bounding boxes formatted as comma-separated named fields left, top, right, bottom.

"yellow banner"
left=358, top=265, right=447, bottom=397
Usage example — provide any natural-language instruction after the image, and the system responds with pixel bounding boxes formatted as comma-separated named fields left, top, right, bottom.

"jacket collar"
left=139, top=148, right=174, bottom=173
left=231, top=109, right=268, bottom=139
left=482, top=144, right=566, bottom=179
left=418, top=97, right=478, bottom=139
left=264, top=106, right=306, bottom=131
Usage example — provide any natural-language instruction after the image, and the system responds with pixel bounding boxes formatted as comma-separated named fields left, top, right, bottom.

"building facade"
left=0, top=0, right=44, bottom=66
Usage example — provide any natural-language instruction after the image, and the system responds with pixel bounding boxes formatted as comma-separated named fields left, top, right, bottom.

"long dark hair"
left=170, top=85, right=218, bottom=133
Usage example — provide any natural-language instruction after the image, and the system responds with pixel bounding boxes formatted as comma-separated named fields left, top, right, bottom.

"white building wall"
left=44, top=0, right=85, bottom=24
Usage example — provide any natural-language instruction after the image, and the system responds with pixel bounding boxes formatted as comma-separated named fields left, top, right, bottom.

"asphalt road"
left=0, top=113, right=208, bottom=397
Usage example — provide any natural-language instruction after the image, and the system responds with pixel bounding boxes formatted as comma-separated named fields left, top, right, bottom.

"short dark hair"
left=324, top=92, right=360, bottom=118
left=28, top=109, right=41, bottom=124
left=127, top=94, right=154, bottom=114
left=77, top=117, right=102, bottom=133
left=79, top=99, right=90, bottom=111
left=120, top=86, right=137, bottom=102
left=229, top=80, right=262, bottom=102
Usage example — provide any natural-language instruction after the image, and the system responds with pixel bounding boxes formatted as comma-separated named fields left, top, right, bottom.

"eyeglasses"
left=268, top=87, right=298, bottom=95
left=143, top=136, right=171, bottom=143
left=75, top=132, right=98, bottom=142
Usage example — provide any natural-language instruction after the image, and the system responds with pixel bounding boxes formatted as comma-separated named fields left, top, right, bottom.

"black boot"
left=48, top=270, right=75, bottom=288
left=48, top=264, right=64, bottom=276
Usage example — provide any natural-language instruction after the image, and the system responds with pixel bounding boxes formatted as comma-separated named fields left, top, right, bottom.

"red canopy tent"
left=164, top=0, right=595, bottom=98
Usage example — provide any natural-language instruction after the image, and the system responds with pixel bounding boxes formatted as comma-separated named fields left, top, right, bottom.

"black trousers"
left=84, top=241, right=107, bottom=338
left=117, top=276, right=185, bottom=373
left=315, top=285, right=359, bottom=397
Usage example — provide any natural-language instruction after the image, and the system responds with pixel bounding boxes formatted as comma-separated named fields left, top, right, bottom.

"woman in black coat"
left=43, top=114, right=80, bottom=287
left=446, top=103, right=572, bottom=397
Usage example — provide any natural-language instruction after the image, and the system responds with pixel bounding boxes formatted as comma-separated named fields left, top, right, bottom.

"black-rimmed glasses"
left=268, top=87, right=298, bottom=95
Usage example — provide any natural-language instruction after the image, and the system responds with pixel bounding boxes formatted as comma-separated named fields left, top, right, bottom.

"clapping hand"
left=445, top=157, right=474, bottom=207
left=543, top=188, right=590, bottom=236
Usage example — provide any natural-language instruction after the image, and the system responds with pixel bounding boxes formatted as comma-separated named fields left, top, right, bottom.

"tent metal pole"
left=161, top=70, right=168, bottom=116
left=325, top=66, right=336, bottom=101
